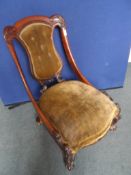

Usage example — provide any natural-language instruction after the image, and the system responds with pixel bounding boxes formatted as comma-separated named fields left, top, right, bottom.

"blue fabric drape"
left=0, top=0, right=131, bottom=105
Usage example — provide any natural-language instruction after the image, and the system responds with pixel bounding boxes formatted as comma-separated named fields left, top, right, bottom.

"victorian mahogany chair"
left=4, top=15, right=120, bottom=170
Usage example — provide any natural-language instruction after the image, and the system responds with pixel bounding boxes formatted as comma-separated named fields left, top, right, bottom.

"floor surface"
left=0, top=64, right=131, bottom=175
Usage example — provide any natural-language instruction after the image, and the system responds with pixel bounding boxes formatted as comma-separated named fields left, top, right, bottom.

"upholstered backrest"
left=19, top=22, right=62, bottom=81
left=4, top=15, right=91, bottom=86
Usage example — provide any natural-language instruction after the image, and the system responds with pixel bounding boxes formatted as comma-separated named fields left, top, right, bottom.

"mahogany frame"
left=3, top=15, right=92, bottom=170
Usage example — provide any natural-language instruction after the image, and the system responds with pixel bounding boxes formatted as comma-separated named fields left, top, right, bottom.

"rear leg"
left=36, top=115, right=43, bottom=125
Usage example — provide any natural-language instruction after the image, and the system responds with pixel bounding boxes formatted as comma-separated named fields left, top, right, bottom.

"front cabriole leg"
left=110, top=103, right=121, bottom=131
left=51, top=133, right=76, bottom=170
left=110, top=115, right=121, bottom=131
left=64, top=146, right=75, bottom=171
left=53, top=132, right=76, bottom=171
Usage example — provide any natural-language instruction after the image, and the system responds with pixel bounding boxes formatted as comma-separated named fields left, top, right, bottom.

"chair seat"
left=39, top=80, right=119, bottom=153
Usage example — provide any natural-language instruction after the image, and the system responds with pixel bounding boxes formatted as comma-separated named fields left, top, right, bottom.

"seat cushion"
left=39, top=81, right=120, bottom=153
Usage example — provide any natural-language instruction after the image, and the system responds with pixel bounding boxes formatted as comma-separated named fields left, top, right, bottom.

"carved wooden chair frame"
left=4, top=15, right=94, bottom=170
left=4, top=14, right=121, bottom=170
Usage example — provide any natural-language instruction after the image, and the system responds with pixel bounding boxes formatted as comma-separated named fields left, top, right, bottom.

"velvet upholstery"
left=39, top=81, right=120, bottom=153
left=19, top=23, right=62, bottom=80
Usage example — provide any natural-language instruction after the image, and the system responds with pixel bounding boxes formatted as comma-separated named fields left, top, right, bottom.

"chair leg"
left=110, top=113, right=121, bottom=131
left=63, top=147, right=76, bottom=171
left=53, top=133, right=75, bottom=171
left=110, top=123, right=117, bottom=131
left=36, top=115, right=43, bottom=125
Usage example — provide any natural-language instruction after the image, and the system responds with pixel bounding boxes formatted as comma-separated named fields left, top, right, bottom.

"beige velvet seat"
left=39, top=80, right=119, bottom=154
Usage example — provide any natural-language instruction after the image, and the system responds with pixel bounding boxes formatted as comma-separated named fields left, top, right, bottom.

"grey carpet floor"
left=0, top=64, right=131, bottom=175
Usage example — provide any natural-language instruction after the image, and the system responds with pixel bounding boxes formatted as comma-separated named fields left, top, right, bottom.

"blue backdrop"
left=0, top=0, right=131, bottom=105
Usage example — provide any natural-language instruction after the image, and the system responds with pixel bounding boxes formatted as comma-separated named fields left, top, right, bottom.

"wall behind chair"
left=0, top=0, right=131, bottom=105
